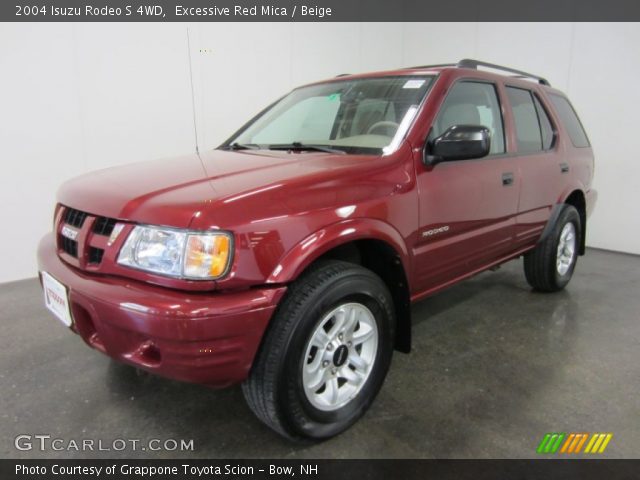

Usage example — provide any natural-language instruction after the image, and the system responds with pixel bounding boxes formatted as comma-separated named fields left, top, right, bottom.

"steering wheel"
left=366, top=121, right=400, bottom=136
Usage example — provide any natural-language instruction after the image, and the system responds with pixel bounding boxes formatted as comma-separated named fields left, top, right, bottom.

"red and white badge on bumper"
left=42, top=271, right=73, bottom=327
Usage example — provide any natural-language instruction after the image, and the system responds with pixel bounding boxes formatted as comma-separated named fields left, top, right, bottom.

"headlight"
left=117, top=225, right=232, bottom=279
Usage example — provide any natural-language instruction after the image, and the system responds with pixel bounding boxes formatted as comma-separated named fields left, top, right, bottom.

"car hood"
left=57, top=149, right=385, bottom=229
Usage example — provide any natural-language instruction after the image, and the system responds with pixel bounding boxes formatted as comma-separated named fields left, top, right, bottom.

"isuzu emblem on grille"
left=61, top=225, right=79, bottom=241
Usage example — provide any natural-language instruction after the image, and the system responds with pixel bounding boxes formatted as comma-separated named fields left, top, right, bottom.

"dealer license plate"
left=42, top=271, right=73, bottom=327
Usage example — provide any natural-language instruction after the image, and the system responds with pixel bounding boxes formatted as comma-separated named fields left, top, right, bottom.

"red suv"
left=38, top=59, right=596, bottom=441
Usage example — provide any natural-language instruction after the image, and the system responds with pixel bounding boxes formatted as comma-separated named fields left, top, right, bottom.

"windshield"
left=225, top=76, right=434, bottom=155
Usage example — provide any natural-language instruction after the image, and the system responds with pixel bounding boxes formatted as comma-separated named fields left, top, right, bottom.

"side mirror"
left=424, top=125, right=491, bottom=166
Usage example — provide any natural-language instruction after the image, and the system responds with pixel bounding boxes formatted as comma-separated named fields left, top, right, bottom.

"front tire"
left=524, top=204, right=581, bottom=292
left=242, top=260, right=395, bottom=441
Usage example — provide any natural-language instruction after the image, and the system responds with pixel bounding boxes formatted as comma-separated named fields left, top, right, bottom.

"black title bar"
left=4, top=0, right=640, bottom=22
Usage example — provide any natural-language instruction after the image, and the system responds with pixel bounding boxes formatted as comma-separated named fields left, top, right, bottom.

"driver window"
left=431, top=81, right=505, bottom=155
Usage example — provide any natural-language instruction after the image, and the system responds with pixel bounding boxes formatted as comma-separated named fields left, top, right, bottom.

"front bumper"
left=37, top=233, right=286, bottom=387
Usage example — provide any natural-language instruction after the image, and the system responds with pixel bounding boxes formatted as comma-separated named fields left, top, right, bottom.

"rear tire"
left=242, top=260, right=395, bottom=442
left=523, top=204, right=581, bottom=292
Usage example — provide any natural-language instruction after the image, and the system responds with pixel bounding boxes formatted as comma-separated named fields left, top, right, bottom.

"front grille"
left=63, top=207, right=87, bottom=228
left=88, top=247, right=104, bottom=264
left=58, top=206, right=120, bottom=267
left=93, top=216, right=117, bottom=236
left=59, top=235, right=78, bottom=257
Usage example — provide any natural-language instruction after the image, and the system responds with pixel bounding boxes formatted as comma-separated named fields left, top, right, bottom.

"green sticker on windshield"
left=328, top=93, right=340, bottom=101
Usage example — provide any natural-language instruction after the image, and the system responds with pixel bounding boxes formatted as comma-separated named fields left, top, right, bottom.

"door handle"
left=502, top=172, right=514, bottom=186
left=560, top=162, right=570, bottom=173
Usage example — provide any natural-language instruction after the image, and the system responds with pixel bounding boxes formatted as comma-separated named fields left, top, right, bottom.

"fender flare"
left=265, top=218, right=410, bottom=285
left=539, top=186, right=586, bottom=246
left=538, top=203, right=565, bottom=245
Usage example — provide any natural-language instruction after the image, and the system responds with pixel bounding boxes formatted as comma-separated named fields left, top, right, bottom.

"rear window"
left=549, top=94, right=590, bottom=148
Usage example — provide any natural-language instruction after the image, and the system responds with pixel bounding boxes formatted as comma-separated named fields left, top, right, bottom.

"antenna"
left=186, top=28, right=200, bottom=154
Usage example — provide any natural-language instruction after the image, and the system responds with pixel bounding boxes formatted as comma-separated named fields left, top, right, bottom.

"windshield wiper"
left=225, top=142, right=260, bottom=151
left=267, top=142, right=346, bottom=154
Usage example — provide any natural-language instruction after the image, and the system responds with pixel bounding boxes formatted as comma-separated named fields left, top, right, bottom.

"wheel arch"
left=266, top=219, right=413, bottom=353
left=541, top=189, right=587, bottom=255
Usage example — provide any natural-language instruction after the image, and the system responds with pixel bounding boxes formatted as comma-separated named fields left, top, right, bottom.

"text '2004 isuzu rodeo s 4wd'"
left=38, top=59, right=596, bottom=441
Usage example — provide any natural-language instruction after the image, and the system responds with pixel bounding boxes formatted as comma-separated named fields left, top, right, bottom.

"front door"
left=412, top=80, right=520, bottom=295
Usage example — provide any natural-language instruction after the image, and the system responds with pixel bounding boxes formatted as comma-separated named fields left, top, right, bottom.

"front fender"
left=266, top=218, right=410, bottom=285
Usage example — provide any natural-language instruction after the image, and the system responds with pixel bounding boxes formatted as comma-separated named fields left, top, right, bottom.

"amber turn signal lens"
left=184, top=234, right=231, bottom=279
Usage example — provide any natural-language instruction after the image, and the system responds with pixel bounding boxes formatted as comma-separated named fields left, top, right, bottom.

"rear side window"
left=506, top=87, right=543, bottom=154
left=549, top=94, right=590, bottom=148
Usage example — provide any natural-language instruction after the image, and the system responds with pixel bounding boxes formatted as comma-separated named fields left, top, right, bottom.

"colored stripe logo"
left=537, top=433, right=612, bottom=454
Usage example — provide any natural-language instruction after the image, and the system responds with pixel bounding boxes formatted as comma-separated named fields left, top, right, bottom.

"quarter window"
left=549, top=94, right=590, bottom=148
left=430, top=81, right=505, bottom=155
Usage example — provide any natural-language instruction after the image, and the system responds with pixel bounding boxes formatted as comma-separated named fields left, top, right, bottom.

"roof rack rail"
left=406, top=63, right=457, bottom=70
left=457, top=59, right=550, bottom=86
left=335, top=73, right=350, bottom=77
left=407, top=59, right=550, bottom=86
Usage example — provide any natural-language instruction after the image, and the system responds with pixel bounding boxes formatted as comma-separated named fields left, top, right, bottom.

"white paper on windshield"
left=403, top=79, right=426, bottom=89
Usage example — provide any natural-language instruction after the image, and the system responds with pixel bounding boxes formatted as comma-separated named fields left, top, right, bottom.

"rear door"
left=413, top=79, right=521, bottom=294
left=504, top=86, right=563, bottom=249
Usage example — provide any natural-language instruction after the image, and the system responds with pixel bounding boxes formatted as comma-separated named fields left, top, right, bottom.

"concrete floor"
left=1, top=248, right=638, bottom=459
